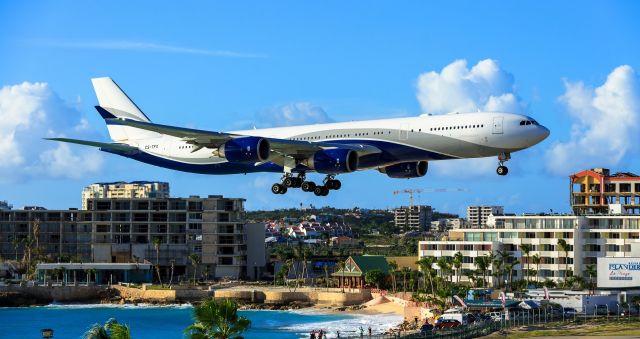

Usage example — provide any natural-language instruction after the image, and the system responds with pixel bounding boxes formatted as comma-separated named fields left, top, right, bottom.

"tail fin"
left=91, top=77, right=159, bottom=142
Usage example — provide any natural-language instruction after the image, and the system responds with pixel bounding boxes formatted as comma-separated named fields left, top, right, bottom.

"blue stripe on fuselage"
left=102, top=139, right=454, bottom=175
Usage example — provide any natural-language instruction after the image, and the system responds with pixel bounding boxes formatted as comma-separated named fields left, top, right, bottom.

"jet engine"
left=310, top=149, right=359, bottom=174
left=219, top=137, right=270, bottom=163
left=379, top=161, right=428, bottom=178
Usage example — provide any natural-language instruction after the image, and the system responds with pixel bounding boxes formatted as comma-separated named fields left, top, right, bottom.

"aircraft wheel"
left=302, top=181, right=316, bottom=192
left=283, top=177, right=295, bottom=187
left=329, top=179, right=341, bottom=190
left=321, top=186, right=330, bottom=196
left=497, top=166, right=509, bottom=176
left=314, top=186, right=325, bottom=196
left=279, top=185, right=288, bottom=194
left=271, top=183, right=283, bottom=194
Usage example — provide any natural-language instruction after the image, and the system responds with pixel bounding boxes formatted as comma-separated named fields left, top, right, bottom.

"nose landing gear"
left=496, top=152, right=510, bottom=176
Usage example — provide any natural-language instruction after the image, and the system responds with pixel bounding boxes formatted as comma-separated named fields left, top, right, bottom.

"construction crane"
left=393, top=188, right=468, bottom=208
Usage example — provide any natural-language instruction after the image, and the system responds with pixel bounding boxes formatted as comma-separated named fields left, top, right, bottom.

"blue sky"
left=1, top=1, right=639, bottom=215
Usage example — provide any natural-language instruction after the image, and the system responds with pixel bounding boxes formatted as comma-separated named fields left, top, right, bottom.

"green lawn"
left=483, top=319, right=640, bottom=338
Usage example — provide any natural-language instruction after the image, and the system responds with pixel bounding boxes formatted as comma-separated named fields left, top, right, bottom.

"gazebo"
left=332, top=255, right=390, bottom=289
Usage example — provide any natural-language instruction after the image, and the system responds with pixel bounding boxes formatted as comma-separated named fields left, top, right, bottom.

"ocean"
left=0, top=304, right=402, bottom=338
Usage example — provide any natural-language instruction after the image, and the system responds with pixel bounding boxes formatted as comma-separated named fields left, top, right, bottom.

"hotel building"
left=81, top=181, right=170, bottom=210
left=467, top=205, right=504, bottom=228
left=0, top=195, right=264, bottom=280
left=394, top=205, right=432, bottom=232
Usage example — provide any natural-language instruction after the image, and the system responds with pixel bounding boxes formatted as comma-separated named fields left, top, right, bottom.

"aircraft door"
left=399, top=123, right=409, bottom=141
left=492, top=117, right=504, bottom=134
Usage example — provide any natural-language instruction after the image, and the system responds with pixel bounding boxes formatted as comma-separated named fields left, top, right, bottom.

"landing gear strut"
left=496, top=152, right=510, bottom=176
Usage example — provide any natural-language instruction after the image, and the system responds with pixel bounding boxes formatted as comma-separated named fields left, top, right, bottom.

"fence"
left=341, top=303, right=640, bottom=339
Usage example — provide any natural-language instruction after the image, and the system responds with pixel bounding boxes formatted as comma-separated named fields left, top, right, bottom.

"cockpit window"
left=520, top=120, right=539, bottom=126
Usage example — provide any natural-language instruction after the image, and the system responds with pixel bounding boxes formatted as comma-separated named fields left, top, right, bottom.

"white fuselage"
left=128, top=112, right=549, bottom=172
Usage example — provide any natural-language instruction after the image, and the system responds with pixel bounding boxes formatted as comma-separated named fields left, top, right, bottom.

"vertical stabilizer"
left=91, top=77, right=159, bottom=142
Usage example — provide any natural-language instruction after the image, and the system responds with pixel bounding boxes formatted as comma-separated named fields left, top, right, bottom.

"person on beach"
left=368, top=326, right=372, bottom=336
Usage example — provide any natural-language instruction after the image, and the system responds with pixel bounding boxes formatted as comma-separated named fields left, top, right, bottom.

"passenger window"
left=526, top=121, right=531, bottom=125
left=520, top=121, right=526, bottom=125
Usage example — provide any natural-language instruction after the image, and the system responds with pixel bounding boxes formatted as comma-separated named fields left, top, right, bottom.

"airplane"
left=49, top=77, right=550, bottom=196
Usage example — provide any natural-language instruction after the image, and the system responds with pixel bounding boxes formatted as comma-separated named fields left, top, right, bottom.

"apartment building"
left=394, top=205, right=433, bottom=232
left=0, top=195, right=264, bottom=281
left=0, top=201, right=12, bottom=211
left=81, top=181, right=170, bottom=210
left=467, top=206, right=504, bottom=228
left=570, top=168, right=640, bottom=215
left=418, top=213, right=640, bottom=286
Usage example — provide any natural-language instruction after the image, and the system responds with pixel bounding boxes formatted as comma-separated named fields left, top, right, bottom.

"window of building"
left=604, top=183, right=616, bottom=192
left=218, top=257, right=233, bottom=265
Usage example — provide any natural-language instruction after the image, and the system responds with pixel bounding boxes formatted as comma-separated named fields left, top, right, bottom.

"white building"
left=419, top=214, right=640, bottom=286
left=467, top=205, right=504, bottom=228
left=82, top=181, right=170, bottom=210
left=394, top=205, right=433, bottom=232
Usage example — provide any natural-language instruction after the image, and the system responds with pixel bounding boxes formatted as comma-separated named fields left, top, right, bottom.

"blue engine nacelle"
left=379, top=161, right=428, bottom=178
left=312, top=149, right=359, bottom=174
left=219, top=137, right=270, bottom=163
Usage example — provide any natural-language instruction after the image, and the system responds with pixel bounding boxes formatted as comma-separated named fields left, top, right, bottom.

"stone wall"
left=213, top=288, right=371, bottom=306
left=0, top=285, right=103, bottom=305
left=111, top=285, right=210, bottom=303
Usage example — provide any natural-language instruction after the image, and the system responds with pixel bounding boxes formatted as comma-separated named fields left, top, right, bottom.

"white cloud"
left=546, top=65, right=640, bottom=175
left=416, top=59, right=526, bottom=114
left=416, top=59, right=526, bottom=177
left=0, top=82, right=103, bottom=181
left=246, top=102, right=333, bottom=128
left=39, top=40, right=266, bottom=58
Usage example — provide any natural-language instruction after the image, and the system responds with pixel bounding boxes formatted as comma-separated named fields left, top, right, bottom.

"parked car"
left=420, top=323, right=434, bottom=334
left=435, top=319, right=461, bottom=329
left=486, top=311, right=503, bottom=322
left=563, top=307, right=578, bottom=316
left=595, top=304, right=610, bottom=315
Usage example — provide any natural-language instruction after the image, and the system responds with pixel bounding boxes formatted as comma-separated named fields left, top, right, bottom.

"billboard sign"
left=597, top=257, right=640, bottom=288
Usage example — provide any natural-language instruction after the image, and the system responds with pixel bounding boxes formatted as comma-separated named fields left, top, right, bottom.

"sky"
left=0, top=1, right=639, bottom=215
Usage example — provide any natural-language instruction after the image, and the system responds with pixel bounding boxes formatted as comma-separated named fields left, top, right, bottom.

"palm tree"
left=152, top=237, right=163, bottom=286
left=189, top=254, right=200, bottom=284
left=11, top=237, right=21, bottom=261
left=83, top=318, right=131, bottom=339
left=474, top=256, right=490, bottom=287
left=185, top=299, right=251, bottom=339
left=388, top=260, right=398, bottom=293
left=557, top=239, right=570, bottom=285
left=401, top=267, right=410, bottom=294
left=436, top=257, right=452, bottom=283
left=585, top=264, right=597, bottom=294
left=416, top=257, right=435, bottom=296
left=85, top=268, right=97, bottom=285
left=495, top=249, right=512, bottom=289
left=520, top=243, right=532, bottom=284
left=169, top=259, right=176, bottom=288
left=453, top=252, right=463, bottom=284
left=532, top=254, right=541, bottom=284
left=506, top=259, right=520, bottom=292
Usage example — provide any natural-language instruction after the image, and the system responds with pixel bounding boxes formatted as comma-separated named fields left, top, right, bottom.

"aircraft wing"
left=45, top=138, right=139, bottom=153
left=107, top=118, right=381, bottom=158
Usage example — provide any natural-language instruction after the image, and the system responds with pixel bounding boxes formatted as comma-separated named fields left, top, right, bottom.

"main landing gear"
left=496, top=152, right=510, bottom=176
left=271, top=173, right=341, bottom=196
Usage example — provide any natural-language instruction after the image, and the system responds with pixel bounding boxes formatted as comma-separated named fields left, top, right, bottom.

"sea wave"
left=281, top=313, right=402, bottom=338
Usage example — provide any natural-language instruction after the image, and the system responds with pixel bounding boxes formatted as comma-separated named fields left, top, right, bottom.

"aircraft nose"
left=535, top=125, right=550, bottom=143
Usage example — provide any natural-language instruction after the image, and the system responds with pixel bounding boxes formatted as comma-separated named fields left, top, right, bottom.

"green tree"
left=189, top=254, right=201, bottom=284
left=520, top=243, right=532, bottom=284
left=532, top=253, right=541, bottom=284
left=185, top=299, right=251, bottom=339
left=152, top=237, right=163, bottom=286
left=557, top=238, right=571, bottom=285
left=585, top=264, right=597, bottom=294
left=436, top=256, right=452, bottom=283
left=416, top=257, right=436, bottom=295
left=388, top=260, right=398, bottom=293
left=474, top=256, right=490, bottom=287
left=83, top=318, right=131, bottom=339
left=452, top=252, right=463, bottom=284
left=364, top=269, right=386, bottom=289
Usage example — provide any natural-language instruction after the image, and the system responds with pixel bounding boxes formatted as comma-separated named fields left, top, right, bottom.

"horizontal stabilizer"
left=45, top=138, right=138, bottom=153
